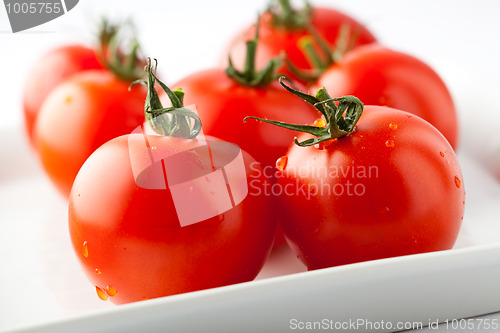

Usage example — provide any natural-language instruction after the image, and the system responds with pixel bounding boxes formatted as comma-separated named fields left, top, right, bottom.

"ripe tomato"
left=68, top=61, right=275, bottom=304
left=68, top=134, right=275, bottom=304
left=226, top=2, right=376, bottom=84
left=34, top=70, right=147, bottom=197
left=247, top=81, right=465, bottom=270
left=23, top=45, right=103, bottom=145
left=314, top=44, right=458, bottom=148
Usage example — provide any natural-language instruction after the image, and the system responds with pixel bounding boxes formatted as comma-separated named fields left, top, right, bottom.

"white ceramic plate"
left=1, top=124, right=500, bottom=333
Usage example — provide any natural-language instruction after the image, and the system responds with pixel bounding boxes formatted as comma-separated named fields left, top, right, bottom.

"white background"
left=1, top=0, right=500, bottom=332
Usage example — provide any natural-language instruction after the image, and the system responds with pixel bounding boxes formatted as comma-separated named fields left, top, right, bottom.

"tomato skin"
left=314, top=44, right=458, bottom=148
left=68, top=134, right=275, bottom=304
left=23, top=45, right=103, bottom=145
left=276, top=106, right=465, bottom=270
left=34, top=70, right=146, bottom=197
left=226, top=7, right=376, bottom=83
left=173, top=69, right=317, bottom=169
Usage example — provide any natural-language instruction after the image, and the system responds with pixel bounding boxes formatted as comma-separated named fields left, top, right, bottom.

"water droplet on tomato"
left=389, top=122, right=398, bottom=130
left=82, top=241, right=88, bottom=258
left=95, top=268, right=101, bottom=275
left=205, top=176, right=211, bottom=183
left=151, top=146, right=158, bottom=151
left=276, top=156, right=288, bottom=171
left=385, top=140, right=395, bottom=148
left=105, top=285, right=118, bottom=297
left=440, top=152, right=445, bottom=157
left=454, top=176, right=461, bottom=188
left=96, top=286, right=108, bottom=301
left=313, top=118, right=326, bottom=128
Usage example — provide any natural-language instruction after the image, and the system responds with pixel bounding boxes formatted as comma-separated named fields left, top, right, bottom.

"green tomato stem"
left=286, top=22, right=359, bottom=83
left=269, top=0, right=312, bottom=30
left=226, top=16, right=281, bottom=88
left=243, top=77, right=363, bottom=146
left=97, top=18, right=145, bottom=82
left=132, top=58, right=202, bottom=139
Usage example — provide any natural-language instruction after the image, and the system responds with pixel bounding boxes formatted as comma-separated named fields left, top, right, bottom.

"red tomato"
left=172, top=70, right=317, bottom=169
left=34, top=70, right=147, bottom=197
left=68, top=134, right=275, bottom=304
left=276, top=106, right=464, bottom=269
left=226, top=6, right=376, bottom=84
left=246, top=81, right=464, bottom=269
left=23, top=45, right=103, bottom=145
left=314, top=44, right=458, bottom=148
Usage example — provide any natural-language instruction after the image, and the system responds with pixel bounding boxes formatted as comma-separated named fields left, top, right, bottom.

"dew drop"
left=105, top=285, right=118, bottom=297
left=313, top=118, right=326, bottom=128
left=96, top=286, right=108, bottom=301
left=440, top=152, right=445, bottom=157
left=385, top=140, right=395, bottom=148
left=389, top=122, right=398, bottom=130
left=82, top=241, right=88, bottom=258
left=276, top=156, right=288, bottom=171
left=95, top=268, right=101, bottom=275
left=151, top=146, right=158, bottom=151
left=454, top=176, right=461, bottom=188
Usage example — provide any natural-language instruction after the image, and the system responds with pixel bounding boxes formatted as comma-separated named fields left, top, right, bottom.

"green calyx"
left=286, top=23, right=360, bottom=82
left=268, top=0, right=312, bottom=30
left=226, top=17, right=281, bottom=88
left=244, top=76, right=363, bottom=147
left=97, top=18, right=145, bottom=82
left=131, top=58, right=202, bottom=139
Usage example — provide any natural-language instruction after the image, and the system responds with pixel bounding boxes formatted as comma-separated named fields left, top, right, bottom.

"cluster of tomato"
left=24, top=1, right=465, bottom=304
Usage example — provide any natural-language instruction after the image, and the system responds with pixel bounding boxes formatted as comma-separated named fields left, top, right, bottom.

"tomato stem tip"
left=243, top=77, right=363, bottom=147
